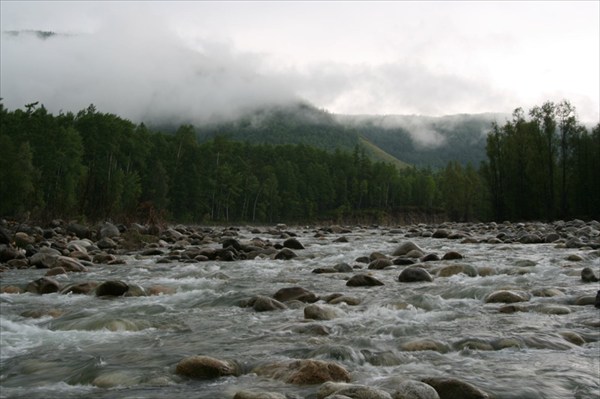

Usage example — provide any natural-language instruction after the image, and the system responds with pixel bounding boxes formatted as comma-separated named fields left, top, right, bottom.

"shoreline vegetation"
left=1, top=100, right=599, bottom=226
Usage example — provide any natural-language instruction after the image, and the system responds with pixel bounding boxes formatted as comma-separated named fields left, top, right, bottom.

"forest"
left=0, top=100, right=598, bottom=224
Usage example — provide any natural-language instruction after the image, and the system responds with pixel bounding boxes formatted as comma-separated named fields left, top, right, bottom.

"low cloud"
left=1, top=10, right=595, bottom=127
left=1, top=22, right=299, bottom=125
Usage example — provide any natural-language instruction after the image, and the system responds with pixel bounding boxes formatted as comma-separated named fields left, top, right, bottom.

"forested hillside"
left=1, top=100, right=598, bottom=224
left=340, top=113, right=504, bottom=168
left=191, top=104, right=501, bottom=168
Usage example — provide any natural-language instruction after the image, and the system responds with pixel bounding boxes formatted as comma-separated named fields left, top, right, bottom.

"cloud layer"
left=1, top=2, right=598, bottom=124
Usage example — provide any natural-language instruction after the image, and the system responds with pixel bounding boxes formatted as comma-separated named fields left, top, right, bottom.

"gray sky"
left=1, top=1, right=598, bottom=125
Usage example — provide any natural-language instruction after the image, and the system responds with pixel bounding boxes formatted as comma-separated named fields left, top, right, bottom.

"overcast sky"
left=1, top=1, right=598, bottom=125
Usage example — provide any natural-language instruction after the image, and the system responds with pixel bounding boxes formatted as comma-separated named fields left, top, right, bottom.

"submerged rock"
left=26, top=277, right=60, bottom=294
left=273, top=286, right=318, bottom=303
left=393, top=380, right=440, bottom=399
left=175, top=355, right=240, bottom=379
left=248, top=295, right=288, bottom=312
left=254, top=359, right=351, bottom=385
left=581, top=267, right=599, bottom=282
left=233, top=391, right=286, bottom=399
left=318, top=382, right=393, bottom=399
left=304, top=304, right=340, bottom=320
left=346, top=274, right=384, bottom=287
left=95, top=280, right=129, bottom=297
left=421, top=377, right=489, bottom=399
left=485, top=290, right=530, bottom=303
left=274, top=248, right=297, bottom=260
left=401, top=339, right=448, bottom=353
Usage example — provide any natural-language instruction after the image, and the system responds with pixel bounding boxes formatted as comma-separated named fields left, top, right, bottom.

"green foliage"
left=0, top=99, right=595, bottom=223
left=481, top=101, right=599, bottom=221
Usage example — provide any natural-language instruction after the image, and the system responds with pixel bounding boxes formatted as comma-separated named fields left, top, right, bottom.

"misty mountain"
left=341, top=113, right=508, bottom=167
left=178, top=102, right=505, bottom=168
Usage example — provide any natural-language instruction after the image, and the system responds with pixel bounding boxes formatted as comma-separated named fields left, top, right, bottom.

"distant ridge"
left=188, top=102, right=504, bottom=168
left=3, top=30, right=60, bottom=39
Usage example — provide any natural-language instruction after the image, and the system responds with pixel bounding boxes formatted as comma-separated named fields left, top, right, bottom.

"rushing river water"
left=1, top=224, right=599, bottom=399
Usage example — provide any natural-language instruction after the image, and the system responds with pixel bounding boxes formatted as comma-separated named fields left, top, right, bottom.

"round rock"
left=398, top=267, right=433, bottom=283
left=346, top=274, right=384, bottom=287
left=175, top=355, right=240, bottom=379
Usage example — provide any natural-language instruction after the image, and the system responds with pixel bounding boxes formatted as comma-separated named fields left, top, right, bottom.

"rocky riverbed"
left=1, top=219, right=599, bottom=399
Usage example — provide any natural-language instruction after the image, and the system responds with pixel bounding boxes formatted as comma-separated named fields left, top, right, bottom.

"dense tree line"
left=1, top=100, right=597, bottom=224
left=0, top=102, right=448, bottom=223
left=481, top=100, right=600, bottom=221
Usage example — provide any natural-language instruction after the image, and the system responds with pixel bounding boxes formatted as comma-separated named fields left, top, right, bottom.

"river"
left=1, top=223, right=599, bottom=398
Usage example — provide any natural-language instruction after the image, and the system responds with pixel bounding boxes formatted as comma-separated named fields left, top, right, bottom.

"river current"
left=1, top=224, right=599, bottom=398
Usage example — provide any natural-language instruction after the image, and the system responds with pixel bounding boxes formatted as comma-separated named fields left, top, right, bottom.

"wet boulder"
left=421, top=253, right=440, bottom=262
left=96, top=237, right=117, bottom=250
left=393, top=380, right=440, bottom=399
left=175, top=355, right=240, bottom=379
left=67, top=223, right=92, bottom=239
left=519, top=233, right=543, bottom=244
left=253, top=359, right=351, bottom=385
left=99, top=222, right=120, bottom=239
left=392, top=242, right=425, bottom=257
left=326, top=295, right=361, bottom=306
left=283, top=238, right=305, bottom=250
left=14, top=232, right=35, bottom=248
left=29, top=247, right=61, bottom=268
left=368, top=258, right=393, bottom=270
left=54, top=256, right=87, bottom=272
left=244, top=295, right=288, bottom=312
left=221, top=238, right=242, bottom=251
left=432, top=229, right=450, bottom=239
left=398, top=267, right=433, bottom=283
left=437, top=264, right=477, bottom=278
left=0, top=246, right=22, bottom=262
left=95, top=280, right=129, bottom=297
left=442, top=251, right=463, bottom=260
left=346, top=274, right=384, bottom=287
left=581, top=267, right=599, bottom=282
left=93, top=253, right=118, bottom=264
left=60, top=281, right=98, bottom=295
left=273, top=286, right=318, bottom=303
left=485, top=290, right=530, bottom=303
left=574, top=294, right=597, bottom=306
left=401, top=339, right=448, bottom=353
left=393, top=258, right=416, bottom=266
left=274, top=248, right=297, bottom=260
left=233, top=391, right=286, bottom=399
left=26, top=277, right=60, bottom=294
left=421, top=377, right=490, bottom=399
left=304, top=304, right=341, bottom=320
left=45, top=267, right=66, bottom=276
left=405, top=249, right=425, bottom=259
left=318, top=382, right=393, bottom=399
left=7, top=258, right=29, bottom=269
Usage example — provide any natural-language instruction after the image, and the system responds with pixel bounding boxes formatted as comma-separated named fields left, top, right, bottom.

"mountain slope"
left=157, top=102, right=505, bottom=169
left=194, top=102, right=409, bottom=167
left=340, top=113, right=507, bottom=168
